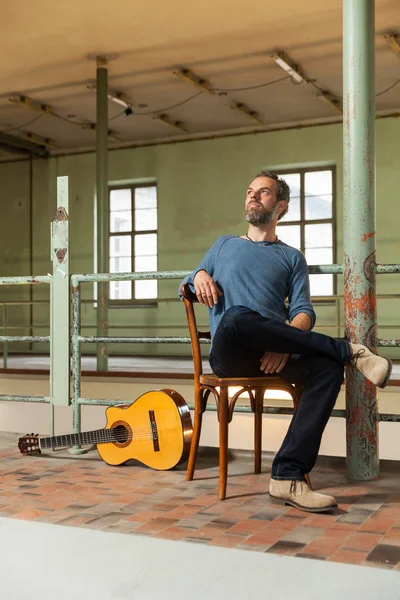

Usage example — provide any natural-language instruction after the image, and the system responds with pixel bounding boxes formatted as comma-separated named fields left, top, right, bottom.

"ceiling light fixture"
left=317, top=91, right=343, bottom=114
left=271, top=51, right=305, bottom=84
left=173, top=68, right=216, bottom=96
left=384, top=33, right=400, bottom=58
left=231, top=102, right=263, bottom=125
left=87, top=84, right=133, bottom=109
left=154, top=114, right=188, bottom=133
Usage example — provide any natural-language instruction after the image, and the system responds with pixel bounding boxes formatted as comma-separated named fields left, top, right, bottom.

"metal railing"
left=1, top=267, right=400, bottom=452
left=2, top=292, right=400, bottom=369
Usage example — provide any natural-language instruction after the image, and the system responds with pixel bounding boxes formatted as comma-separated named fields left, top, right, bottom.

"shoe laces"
left=289, top=480, right=305, bottom=496
left=350, top=348, right=365, bottom=367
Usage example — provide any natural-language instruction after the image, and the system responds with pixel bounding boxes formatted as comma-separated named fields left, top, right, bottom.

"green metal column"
left=50, top=176, right=70, bottom=407
left=343, top=0, right=378, bottom=479
left=96, top=56, right=109, bottom=371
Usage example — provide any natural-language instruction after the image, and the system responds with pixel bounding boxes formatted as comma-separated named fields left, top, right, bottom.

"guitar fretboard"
left=40, top=429, right=116, bottom=449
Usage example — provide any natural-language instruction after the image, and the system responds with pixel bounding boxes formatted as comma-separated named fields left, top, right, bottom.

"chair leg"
left=217, top=386, right=229, bottom=500
left=186, top=394, right=203, bottom=481
left=254, top=389, right=263, bottom=474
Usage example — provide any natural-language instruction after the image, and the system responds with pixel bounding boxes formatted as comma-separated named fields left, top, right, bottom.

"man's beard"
left=244, top=202, right=277, bottom=225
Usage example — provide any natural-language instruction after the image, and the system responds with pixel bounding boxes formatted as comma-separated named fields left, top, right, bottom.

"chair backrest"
left=181, top=284, right=211, bottom=381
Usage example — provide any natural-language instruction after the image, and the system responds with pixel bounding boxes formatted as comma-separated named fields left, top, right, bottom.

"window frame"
left=108, top=182, right=158, bottom=307
left=275, top=165, right=337, bottom=297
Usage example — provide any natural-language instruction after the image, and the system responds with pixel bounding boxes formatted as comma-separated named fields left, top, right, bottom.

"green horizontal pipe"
left=308, top=265, right=344, bottom=275
left=376, top=264, right=400, bottom=274
left=0, top=276, right=51, bottom=285
left=72, top=270, right=190, bottom=285
left=377, top=339, right=400, bottom=347
left=77, top=336, right=209, bottom=344
left=0, top=336, right=50, bottom=342
left=0, top=395, right=50, bottom=403
left=378, top=414, right=400, bottom=422
left=72, top=266, right=348, bottom=286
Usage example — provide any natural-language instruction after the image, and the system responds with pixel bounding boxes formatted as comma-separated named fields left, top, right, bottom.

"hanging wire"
left=0, top=114, right=44, bottom=133
left=213, top=75, right=290, bottom=92
left=310, top=75, right=400, bottom=101
left=108, top=109, right=127, bottom=122
left=375, top=77, right=400, bottom=98
left=135, top=91, right=203, bottom=115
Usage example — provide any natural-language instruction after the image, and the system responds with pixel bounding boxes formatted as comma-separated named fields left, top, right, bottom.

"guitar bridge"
left=148, top=410, right=159, bottom=452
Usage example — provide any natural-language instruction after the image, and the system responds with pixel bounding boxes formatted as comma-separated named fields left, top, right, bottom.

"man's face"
left=244, top=177, right=281, bottom=225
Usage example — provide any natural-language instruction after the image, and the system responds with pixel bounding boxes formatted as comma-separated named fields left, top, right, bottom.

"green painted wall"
left=0, top=117, right=399, bottom=358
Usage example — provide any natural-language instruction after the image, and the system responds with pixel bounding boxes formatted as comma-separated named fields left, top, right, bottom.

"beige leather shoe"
left=269, top=479, right=337, bottom=513
left=350, top=343, right=392, bottom=388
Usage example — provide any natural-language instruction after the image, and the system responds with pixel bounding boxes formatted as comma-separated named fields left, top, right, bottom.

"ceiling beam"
left=0, top=131, right=48, bottom=157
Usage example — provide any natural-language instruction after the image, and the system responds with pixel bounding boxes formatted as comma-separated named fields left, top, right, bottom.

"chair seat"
left=199, top=373, right=293, bottom=388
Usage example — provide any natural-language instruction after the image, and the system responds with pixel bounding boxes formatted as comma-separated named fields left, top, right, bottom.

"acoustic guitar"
left=18, top=389, right=193, bottom=470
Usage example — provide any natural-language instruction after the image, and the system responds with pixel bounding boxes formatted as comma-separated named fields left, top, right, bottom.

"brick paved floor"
left=2, top=432, right=400, bottom=570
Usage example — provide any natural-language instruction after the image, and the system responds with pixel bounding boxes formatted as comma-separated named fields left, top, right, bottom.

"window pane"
left=135, top=186, right=157, bottom=209
left=134, top=234, right=157, bottom=256
left=135, top=280, right=158, bottom=299
left=304, top=170, right=332, bottom=196
left=277, top=225, right=300, bottom=249
left=280, top=196, right=300, bottom=222
left=110, top=210, right=132, bottom=232
left=305, top=248, right=333, bottom=265
left=135, top=256, right=157, bottom=272
left=280, top=173, right=301, bottom=197
left=110, top=188, right=131, bottom=211
left=310, top=274, right=333, bottom=296
left=305, top=195, right=332, bottom=220
left=110, top=235, right=131, bottom=257
left=109, top=256, right=132, bottom=273
left=135, top=208, right=158, bottom=231
left=305, top=224, right=332, bottom=249
left=110, top=281, right=132, bottom=300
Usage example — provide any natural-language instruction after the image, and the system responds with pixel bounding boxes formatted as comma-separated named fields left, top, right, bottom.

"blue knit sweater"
left=179, top=235, right=316, bottom=340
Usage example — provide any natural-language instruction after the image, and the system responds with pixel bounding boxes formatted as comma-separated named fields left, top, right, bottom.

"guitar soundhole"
left=112, top=424, right=130, bottom=447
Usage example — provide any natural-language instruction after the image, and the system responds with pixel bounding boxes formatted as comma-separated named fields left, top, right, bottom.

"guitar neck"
left=40, top=429, right=115, bottom=450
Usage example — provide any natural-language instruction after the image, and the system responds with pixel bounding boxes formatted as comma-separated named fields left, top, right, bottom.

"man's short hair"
left=254, top=170, right=290, bottom=220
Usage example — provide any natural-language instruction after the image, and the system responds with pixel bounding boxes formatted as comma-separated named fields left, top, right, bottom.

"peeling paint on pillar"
left=343, top=0, right=378, bottom=480
left=71, top=282, right=82, bottom=436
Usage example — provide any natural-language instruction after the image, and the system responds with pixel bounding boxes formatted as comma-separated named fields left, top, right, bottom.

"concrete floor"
left=1, top=517, right=400, bottom=600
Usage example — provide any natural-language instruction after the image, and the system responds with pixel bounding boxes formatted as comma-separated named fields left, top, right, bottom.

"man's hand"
left=260, top=351, right=290, bottom=374
left=193, top=270, right=223, bottom=308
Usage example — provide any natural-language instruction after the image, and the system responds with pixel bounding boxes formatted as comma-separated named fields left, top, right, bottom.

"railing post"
left=50, top=176, right=70, bottom=407
left=69, top=278, right=86, bottom=454
left=343, top=0, right=378, bottom=479
left=95, top=55, right=109, bottom=372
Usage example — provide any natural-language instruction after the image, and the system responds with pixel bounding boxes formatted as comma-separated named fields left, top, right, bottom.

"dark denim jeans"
left=209, top=306, right=351, bottom=481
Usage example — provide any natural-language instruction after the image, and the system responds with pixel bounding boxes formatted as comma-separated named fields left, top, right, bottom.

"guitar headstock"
left=18, top=434, right=41, bottom=456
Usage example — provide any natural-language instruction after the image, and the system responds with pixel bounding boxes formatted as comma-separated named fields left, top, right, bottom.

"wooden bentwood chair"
left=182, top=284, right=311, bottom=500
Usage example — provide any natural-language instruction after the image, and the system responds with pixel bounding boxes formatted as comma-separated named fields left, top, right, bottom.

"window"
left=276, top=167, right=336, bottom=296
left=109, top=184, right=158, bottom=302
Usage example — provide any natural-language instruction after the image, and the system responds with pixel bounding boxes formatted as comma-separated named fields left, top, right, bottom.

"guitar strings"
left=40, top=426, right=180, bottom=447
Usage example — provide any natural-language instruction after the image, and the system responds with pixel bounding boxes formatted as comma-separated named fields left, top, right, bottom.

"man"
left=180, top=171, right=392, bottom=513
